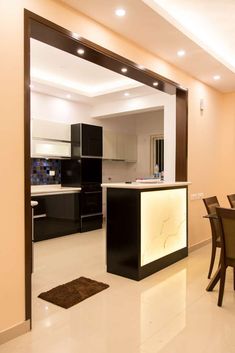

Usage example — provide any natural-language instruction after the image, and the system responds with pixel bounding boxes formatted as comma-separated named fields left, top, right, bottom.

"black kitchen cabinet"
left=61, top=159, right=82, bottom=187
left=71, top=123, right=103, bottom=158
left=31, top=193, right=80, bottom=241
left=61, top=158, right=102, bottom=187
left=61, top=123, right=103, bottom=233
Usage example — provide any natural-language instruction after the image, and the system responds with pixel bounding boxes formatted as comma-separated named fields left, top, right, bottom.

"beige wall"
left=0, top=0, right=234, bottom=334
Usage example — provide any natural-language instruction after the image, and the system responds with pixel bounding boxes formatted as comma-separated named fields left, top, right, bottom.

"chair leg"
left=233, top=268, right=235, bottom=291
left=218, top=266, right=226, bottom=307
left=208, top=244, right=216, bottom=279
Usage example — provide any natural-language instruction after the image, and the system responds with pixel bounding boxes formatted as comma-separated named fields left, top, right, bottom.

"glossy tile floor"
left=1, top=228, right=235, bottom=353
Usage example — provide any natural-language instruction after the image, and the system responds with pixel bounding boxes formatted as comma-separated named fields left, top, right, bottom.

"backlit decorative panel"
left=141, top=188, right=187, bottom=266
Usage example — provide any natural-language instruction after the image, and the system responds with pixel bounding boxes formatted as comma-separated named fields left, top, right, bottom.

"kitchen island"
left=102, top=182, right=190, bottom=280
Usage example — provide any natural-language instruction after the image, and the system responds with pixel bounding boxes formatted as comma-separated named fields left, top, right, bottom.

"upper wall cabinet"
left=103, top=131, right=137, bottom=162
left=71, top=123, right=103, bottom=158
left=31, top=119, right=71, bottom=158
left=32, top=139, right=71, bottom=158
left=32, top=119, right=71, bottom=141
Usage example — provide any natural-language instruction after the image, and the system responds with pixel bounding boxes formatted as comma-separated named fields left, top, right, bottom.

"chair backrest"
left=203, top=196, right=221, bottom=243
left=216, top=207, right=235, bottom=262
left=203, top=196, right=220, bottom=215
left=227, top=194, right=235, bottom=208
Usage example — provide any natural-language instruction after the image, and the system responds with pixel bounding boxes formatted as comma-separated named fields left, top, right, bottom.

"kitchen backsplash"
left=31, top=158, right=61, bottom=185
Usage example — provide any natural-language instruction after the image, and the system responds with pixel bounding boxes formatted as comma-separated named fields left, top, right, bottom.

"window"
left=151, top=135, right=164, bottom=175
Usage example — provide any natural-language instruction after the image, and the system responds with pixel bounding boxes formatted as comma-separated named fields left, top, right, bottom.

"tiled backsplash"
left=31, top=158, right=61, bottom=185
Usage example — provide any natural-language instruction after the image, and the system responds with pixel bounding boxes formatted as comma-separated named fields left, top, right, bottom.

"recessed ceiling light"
left=29, top=84, right=34, bottom=89
left=121, top=67, right=128, bottom=73
left=115, top=8, right=126, bottom=17
left=213, top=75, right=221, bottom=80
left=124, top=92, right=130, bottom=97
left=77, top=48, right=85, bottom=55
left=153, top=81, right=159, bottom=86
left=177, top=50, right=186, bottom=57
left=66, top=94, right=71, bottom=99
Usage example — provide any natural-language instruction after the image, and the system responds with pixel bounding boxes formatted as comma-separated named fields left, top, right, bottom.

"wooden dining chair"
left=227, top=194, right=235, bottom=208
left=215, top=207, right=235, bottom=307
left=203, top=196, right=221, bottom=279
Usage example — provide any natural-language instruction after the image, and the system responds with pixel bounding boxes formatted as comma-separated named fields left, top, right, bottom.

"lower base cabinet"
left=32, top=193, right=80, bottom=241
left=81, top=214, right=103, bottom=233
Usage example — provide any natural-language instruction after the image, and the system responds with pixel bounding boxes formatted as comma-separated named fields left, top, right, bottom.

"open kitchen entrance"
left=25, top=10, right=187, bottom=325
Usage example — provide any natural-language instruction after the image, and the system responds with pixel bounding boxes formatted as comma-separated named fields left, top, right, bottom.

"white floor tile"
left=0, top=229, right=234, bottom=353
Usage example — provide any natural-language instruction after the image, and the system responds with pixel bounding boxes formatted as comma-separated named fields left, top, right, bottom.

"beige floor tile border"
left=189, top=237, right=211, bottom=253
left=0, top=320, right=30, bottom=345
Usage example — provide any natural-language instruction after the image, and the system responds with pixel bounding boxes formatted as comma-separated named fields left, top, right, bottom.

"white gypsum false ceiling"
left=59, top=0, right=235, bottom=92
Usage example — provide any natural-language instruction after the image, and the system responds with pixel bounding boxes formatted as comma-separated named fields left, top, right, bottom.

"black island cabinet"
left=103, top=182, right=189, bottom=280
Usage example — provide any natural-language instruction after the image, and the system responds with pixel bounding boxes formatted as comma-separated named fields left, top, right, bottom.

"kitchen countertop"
left=101, top=181, right=191, bottom=189
left=31, top=185, right=81, bottom=196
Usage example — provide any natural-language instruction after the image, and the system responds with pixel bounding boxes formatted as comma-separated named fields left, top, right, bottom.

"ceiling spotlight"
left=77, top=48, right=85, bottom=55
left=72, top=32, right=80, bottom=40
left=213, top=75, right=221, bottom=80
left=66, top=94, right=71, bottom=99
left=124, top=92, right=130, bottom=97
left=115, top=8, right=126, bottom=17
left=121, top=67, right=128, bottom=73
left=153, top=81, right=159, bottom=87
left=177, top=50, right=186, bottom=57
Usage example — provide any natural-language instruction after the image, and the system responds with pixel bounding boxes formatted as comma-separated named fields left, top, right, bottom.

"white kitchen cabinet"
left=116, top=134, right=126, bottom=160
left=31, top=119, right=71, bottom=158
left=103, top=131, right=117, bottom=159
left=32, top=119, right=71, bottom=141
left=32, top=139, right=71, bottom=158
left=103, top=130, right=137, bottom=162
left=124, top=134, right=137, bottom=162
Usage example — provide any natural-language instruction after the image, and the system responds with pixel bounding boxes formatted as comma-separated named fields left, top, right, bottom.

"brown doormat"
left=38, top=277, right=109, bottom=309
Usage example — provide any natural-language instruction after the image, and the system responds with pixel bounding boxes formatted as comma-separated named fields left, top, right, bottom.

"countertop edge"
left=31, top=190, right=81, bottom=196
left=101, top=182, right=191, bottom=189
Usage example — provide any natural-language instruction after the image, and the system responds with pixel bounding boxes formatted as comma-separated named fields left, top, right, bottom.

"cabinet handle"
left=33, top=214, right=47, bottom=219
left=83, top=191, right=102, bottom=194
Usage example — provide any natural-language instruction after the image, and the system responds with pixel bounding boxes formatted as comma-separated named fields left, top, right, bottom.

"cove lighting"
left=115, top=8, right=126, bottom=17
left=31, top=68, right=142, bottom=97
left=121, top=67, right=128, bottom=73
left=177, top=50, right=185, bottom=57
left=213, top=75, right=221, bottom=80
left=77, top=48, right=85, bottom=55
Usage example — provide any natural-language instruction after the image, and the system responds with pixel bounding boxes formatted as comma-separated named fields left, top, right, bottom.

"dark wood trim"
left=175, top=88, right=188, bottom=181
left=24, top=9, right=188, bottom=322
left=24, top=10, right=182, bottom=95
left=24, top=11, right=32, bottom=324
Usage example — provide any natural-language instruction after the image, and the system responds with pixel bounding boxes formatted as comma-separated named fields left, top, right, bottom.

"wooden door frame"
left=24, top=9, right=188, bottom=324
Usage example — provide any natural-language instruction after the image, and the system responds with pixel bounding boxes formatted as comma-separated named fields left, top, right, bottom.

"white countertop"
left=101, top=181, right=191, bottom=189
left=31, top=185, right=81, bottom=196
